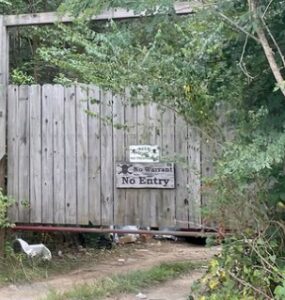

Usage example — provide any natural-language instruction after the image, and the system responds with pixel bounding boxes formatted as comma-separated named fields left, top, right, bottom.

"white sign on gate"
left=116, top=162, right=175, bottom=189
left=129, top=145, right=159, bottom=163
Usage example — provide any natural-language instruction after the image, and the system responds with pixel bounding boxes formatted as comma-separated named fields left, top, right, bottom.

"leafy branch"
left=248, top=0, right=285, bottom=98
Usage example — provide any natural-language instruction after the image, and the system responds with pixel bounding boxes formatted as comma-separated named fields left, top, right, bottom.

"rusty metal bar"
left=12, top=225, right=217, bottom=238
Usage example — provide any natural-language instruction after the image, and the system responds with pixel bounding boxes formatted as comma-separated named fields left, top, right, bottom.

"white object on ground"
left=155, top=227, right=177, bottom=241
left=15, top=238, right=52, bottom=260
left=112, top=225, right=140, bottom=243
left=136, top=292, right=147, bottom=299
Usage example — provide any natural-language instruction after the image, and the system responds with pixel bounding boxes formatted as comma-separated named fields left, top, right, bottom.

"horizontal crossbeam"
left=3, top=2, right=193, bottom=27
left=12, top=225, right=220, bottom=238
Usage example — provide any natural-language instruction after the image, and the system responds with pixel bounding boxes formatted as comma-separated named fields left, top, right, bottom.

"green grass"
left=45, top=260, right=201, bottom=300
left=0, top=245, right=120, bottom=285
left=0, top=235, right=150, bottom=286
left=0, top=252, right=87, bottom=285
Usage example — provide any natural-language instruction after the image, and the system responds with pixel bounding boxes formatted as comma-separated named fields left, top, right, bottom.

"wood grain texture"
left=7, top=86, right=19, bottom=222
left=159, top=110, right=176, bottom=227
left=148, top=104, right=162, bottom=227
left=0, top=17, right=9, bottom=208
left=188, top=126, right=202, bottom=227
left=200, top=137, right=216, bottom=230
left=124, top=103, right=139, bottom=225
left=0, top=18, right=7, bottom=254
left=88, top=86, right=101, bottom=225
left=0, top=16, right=8, bottom=161
left=42, top=85, right=54, bottom=223
left=100, top=90, right=113, bottom=225
left=52, top=85, right=65, bottom=224
left=64, top=86, right=77, bottom=224
left=137, top=105, right=151, bottom=226
left=113, top=93, right=126, bottom=225
left=18, top=86, right=30, bottom=222
left=175, top=116, right=190, bottom=228
left=76, top=85, right=89, bottom=225
left=6, top=84, right=203, bottom=228
left=29, top=85, right=42, bottom=223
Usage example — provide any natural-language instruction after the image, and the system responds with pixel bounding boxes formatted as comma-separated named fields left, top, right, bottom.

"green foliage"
left=0, top=244, right=50, bottom=284
left=192, top=237, right=285, bottom=300
left=59, top=0, right=175, bottom=16
left=1, top=1, right=63, bottom=85
left=11, top=69, right=35, bottom=85
left=0, top=189, right=13, bottom=228
left=53, top=73, right=75, bottom=85
left=0, top=0, right=61, bottom=14
left=37, top=7, right=242, bottom=132
left=9, top=25, right=64, bottom=84
left=0, top=0, right=10, bottom=5
left=275, top=280, right=285, bottom=300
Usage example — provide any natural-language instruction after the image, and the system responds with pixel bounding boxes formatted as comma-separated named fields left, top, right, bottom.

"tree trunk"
left=248, top=0, right=285, bottom=98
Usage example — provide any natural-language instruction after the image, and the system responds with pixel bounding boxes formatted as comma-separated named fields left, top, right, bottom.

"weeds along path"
left=0, top=240, right=219, bottom=300
left=105, top=271, right=205, bottom=300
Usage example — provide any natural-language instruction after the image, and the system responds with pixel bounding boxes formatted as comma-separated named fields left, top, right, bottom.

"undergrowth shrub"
left=0, top=188, right=13, bottom=228
left=193, top=134, right=285, bottom=299
left=192, top=236, right=285, bottom=300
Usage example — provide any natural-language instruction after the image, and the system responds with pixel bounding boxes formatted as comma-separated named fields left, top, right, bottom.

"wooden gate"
left=7, top=84, right=202, bottom=228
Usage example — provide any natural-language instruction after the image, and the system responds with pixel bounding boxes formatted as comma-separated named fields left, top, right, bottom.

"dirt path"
left=105, top=271, right=204, bottom=300
left=0, top=241, right=219, bottom=300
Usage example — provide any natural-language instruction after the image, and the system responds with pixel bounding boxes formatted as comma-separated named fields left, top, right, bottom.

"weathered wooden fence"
left=7, top=84, right=202, bottom=228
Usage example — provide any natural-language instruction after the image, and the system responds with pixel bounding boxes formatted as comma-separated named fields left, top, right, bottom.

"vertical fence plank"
left=159, top=110, right=175, bottom=227
left=0, top=20, right=8, bottom=258
left=113, top=93, right=126, bottom=225
left=64, top=86, right=77, bottom=224
left=18, top=85, right=30, bottom=222
left=29, top=85, right=42, bottom=223
left=7, top=85, right=19, bottom=222
left=201, top=137, right=215, bottom=229
left=76, top=85, right=89, bottom=225
left=124, top=104, right=139, bottom=225
left=175, top=116, right=189, bottom=228
left=88, top=85, right=101, bottom=225
left=149, top=104, right=162, bottom=227
left=53, top=85, right=65, bottom=224
left=188, top=127, right=202, bottom=227
left=42, top=85, right=54, bottom=223
left=100, top=90, right=114, bottom=225
left=0, top=16, right=8, bottom=185
left=137, top=105, right=152, bottom=226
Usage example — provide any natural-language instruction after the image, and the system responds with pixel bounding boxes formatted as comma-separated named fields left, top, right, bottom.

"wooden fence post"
left=0, top=15, right=9, bottom=257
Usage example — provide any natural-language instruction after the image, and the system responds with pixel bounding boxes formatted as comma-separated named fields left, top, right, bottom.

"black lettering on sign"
left=116, top=163, right=175, bottom=189
left=122, top=177, right=129, bottom=184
